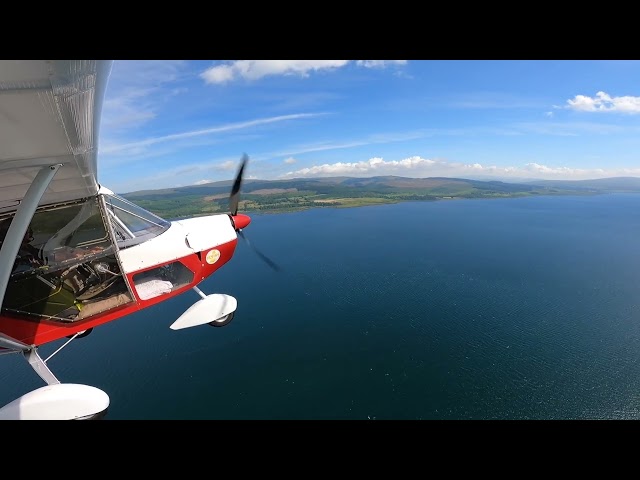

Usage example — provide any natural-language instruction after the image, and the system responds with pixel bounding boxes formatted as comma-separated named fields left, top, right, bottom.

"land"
left=120, top=176, right=640, bottom=219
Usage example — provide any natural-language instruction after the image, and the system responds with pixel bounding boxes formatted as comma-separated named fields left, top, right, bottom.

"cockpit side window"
left=1, top=197, right=134, bottom=322
left=0, top=197, right=113, bottom=275
left=102, top=193, right=171, bottom=249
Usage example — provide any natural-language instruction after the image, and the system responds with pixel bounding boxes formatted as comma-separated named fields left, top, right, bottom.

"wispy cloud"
left=264, top=129, right=458, bottom=161
left=284, top=157, right=296, bottom=164
left=449, top=92, right=546, bottom=110
left=564, top=91, right=640, bottom=114
left=102, top=60, right=189, bottom=131
left=269, top=120, right=638, bottom=161
left=513, top=120, right=638, bottom=136
left=200, top=60, right=407, bottom=85
left=101, top=113, right=327, bottom=156
left=116, top=158, right=241, bottom=192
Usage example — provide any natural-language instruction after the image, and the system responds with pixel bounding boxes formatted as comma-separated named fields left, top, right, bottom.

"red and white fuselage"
left=0, top=189, right=250, bottom=347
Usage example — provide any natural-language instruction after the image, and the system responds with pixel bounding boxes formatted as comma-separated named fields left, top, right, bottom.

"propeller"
left=238, top=230, right=280, bottom=272
left=227, top=154, right=280, bottom=272
left=229, top=153, right=248, bottom=217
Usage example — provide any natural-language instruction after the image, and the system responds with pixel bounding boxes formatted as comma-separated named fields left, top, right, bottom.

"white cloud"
left=521, top=163, right=613, bottom=177
left=545, top=111, right=553, bottom=118
left=284, top=157, right=297, bottom=164
left=194, top=179, right=212, bottom=185
left=201, top=60, right=350, bottom=84
left=201, top=64, right=235, bottom=84
left=566, top=91, right=640, bottom=114
left=200, top=60, right=408, bottom=84
left=219, top=160, right=237, bottom=170
left=283, top=156, right=436, bottom=177
left=281, top=156, right=640, bottom=181
left=355, top=60, right=407, bottom=68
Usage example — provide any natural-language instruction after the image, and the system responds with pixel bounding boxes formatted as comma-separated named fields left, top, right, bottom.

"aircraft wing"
left=0, top=60, right=113, bottom=213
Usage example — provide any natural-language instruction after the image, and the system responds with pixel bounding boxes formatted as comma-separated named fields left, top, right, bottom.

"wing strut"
left=24, top=349, right=60, bottom=385
left=0, top=332, right=30, bottom=352
left=0, top=164, right=62, bottom=311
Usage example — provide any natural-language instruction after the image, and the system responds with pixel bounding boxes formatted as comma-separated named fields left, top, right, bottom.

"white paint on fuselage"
left=179, top=215, right=236, bottom=253
left=117, top=214, right=237, bottom=273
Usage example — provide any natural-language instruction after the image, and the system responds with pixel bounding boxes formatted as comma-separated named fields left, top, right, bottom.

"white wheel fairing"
left=0, top=383, right=109, bottom=420
left=170, top=294, right=237, bottom=330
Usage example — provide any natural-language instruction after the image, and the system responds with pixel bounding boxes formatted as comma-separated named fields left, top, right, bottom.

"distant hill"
left=122, top=175, right=549, bottom=198
left=120, top=175, right=640, bottom=218
left=523, top=177, right=640, bottom=192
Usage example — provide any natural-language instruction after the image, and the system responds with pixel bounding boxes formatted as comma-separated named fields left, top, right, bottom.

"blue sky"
left=98, top=60, right=640, bottom=193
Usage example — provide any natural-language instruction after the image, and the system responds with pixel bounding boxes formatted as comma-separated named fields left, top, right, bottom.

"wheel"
left=208, top=311, right=235, bottom=327
left=66, top=328, right=93, bottom=339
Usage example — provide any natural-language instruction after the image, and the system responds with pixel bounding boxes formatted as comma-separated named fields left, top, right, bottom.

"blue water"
left=2, top=193, right=640, bottom=419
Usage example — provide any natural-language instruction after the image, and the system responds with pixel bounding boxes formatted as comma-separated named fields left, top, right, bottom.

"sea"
left=2, top=193, right=640, bottom=420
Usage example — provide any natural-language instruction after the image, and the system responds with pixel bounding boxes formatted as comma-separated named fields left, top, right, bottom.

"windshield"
left=102, top=193, right=171, bottom=249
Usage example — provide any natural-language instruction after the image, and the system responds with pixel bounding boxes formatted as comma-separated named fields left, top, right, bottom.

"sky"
left=98, top=60, right=640, bottom=193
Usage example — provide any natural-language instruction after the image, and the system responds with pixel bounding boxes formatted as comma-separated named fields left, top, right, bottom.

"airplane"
left=0, top=60, right=277, bottom=420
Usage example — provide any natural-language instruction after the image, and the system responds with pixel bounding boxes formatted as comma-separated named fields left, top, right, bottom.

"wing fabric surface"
left=0, top=60, right=113, bottom=211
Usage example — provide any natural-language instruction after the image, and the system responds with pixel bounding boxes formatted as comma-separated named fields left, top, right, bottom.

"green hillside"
left=120, top=175, right=609, bottom=219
